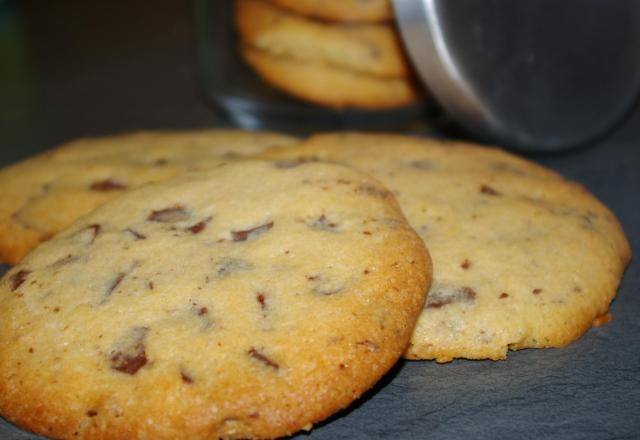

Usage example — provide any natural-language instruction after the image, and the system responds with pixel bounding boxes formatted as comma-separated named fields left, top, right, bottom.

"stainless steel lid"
left=393, top=0, right=640, bottom=151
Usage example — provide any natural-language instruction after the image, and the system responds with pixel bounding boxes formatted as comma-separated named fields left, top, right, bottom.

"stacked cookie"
left=234, top=0, right=422, bottom=109
left=0, top=130, right=630, bottom=439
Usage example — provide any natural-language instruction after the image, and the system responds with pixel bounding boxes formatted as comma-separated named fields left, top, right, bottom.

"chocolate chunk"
left=186, top=217, right=212, bottom=234
left=109, top=327, right=148, bottom=375
left=256, top=292, right=267, bottom=311
left=356, top=184, right=390, bottom=198
left=125, top=228, right=147, bottom=240
left=191, top=302, right=213, bottom=329
left=187, top=221, right=206, bottom=234
left=10, top=269, right=31, bottom=291
left=86, top=410, right=98, bottom=417
left=532, top=288, right=543, bottom=295
left=409, top=159, right=432, bottom=170
left=248, top=347, right=279, bottom=370
left=106, top=272, right=126, bottom=296
left=181, top=369, right=194, bottom=384
left=426, top=283, right=477, bottom=309
left=480, top=184, right=501, bottom=196
left=356, top=340, right=379, bottom=352
left=499, top=292, right=509, bottom=299
left=50, top=254, right=80, bottom=268
left=272, top=156, right=318, bottom=168
left=306, top=214, right=339, bottom=232
left=214, top=258, right=254, bottom=278
left=231, top=221, right=274, bottom=242
left=148, top=205, right=190, bottom=223
left=75, top=224, right=101, bottom=244
left=460, top=259, right=471, bottom=269
left=90, top=179, right=127, bottom=191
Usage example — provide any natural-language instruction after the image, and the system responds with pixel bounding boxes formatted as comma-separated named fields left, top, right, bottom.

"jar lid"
left=392, top=0, right=640, bottom=151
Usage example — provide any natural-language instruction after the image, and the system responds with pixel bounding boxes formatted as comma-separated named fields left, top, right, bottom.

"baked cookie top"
left=0, top=129, right=300, bottom=265
left=260, top=133, right=631, bottom=362
left=269, top=0, right=393, bottom=23
left=0, top=161, right=431, bottom=439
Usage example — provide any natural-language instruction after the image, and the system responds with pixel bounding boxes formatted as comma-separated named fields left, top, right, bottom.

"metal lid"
left=392, top=0, right=640, bottom=151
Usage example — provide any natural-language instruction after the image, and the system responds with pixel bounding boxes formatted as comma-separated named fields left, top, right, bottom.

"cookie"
left=235, top=0, right=421, bottom=109
left=260, top=133, right=631, bottom=362
left=236, top=0, right=410, bottom=78
left=0, top=129, right=300, bottom=265
left=269, top=0, right=393, bottom=23
left=0, top=160, right=431, bottom=439
left=240, top=45, right=420, bottom=109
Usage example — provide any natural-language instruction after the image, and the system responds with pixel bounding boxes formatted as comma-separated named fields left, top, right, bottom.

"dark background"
left=0, top=1, right=639, bottom=439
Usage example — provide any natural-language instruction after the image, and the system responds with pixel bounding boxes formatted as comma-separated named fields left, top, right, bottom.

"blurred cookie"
left=235, top=0, right=421, bottom=109
left=241, top=45, right=420, bottom=109
left=0, top=129, right=300, bottom=265
left=0, top=160, right=431, bottom=439
left=260, top=133, right=631, bottom=362
left=236, top=0, right=409, bottom=78
left=270, top=0, right=392, bottom=23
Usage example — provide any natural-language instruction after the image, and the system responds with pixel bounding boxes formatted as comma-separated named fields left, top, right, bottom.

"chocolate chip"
left=356, top=184, right=390, bottom=198
left=10, top=269, right=31, bottom=291
left=306, top=214, right=339, bottom=231
left=356, top=340, right=379, bottom=352
left=272, top=156, right=318, bottom=168
left=50, top=254, right=80, bottom=268
left=256, top=292, right=267, bottom=311
left=231, top=221, right=274, bottom=242
left=460, top=259, right=471, bottom=269
left=125, top=228, right=146, bottom=240
left=106, top=272, right=126, bottom=296
left=426, top=284, right=476, bottom=309
left=76, top=224, right=101, bottom=244
left=191, top=303, right=213, bottom=329
left=480, top=184, right=501, bottom=196
left=499, top=292, right=509, bottom=299
left=109, top=327, right=148, bottom=375
left=90, top=179, right=127, bottom=191
left=248, top=347, right=279, bottom=370
left=86, top=410, right=98, bottom=417
left=148, top=205, right=190, bottom=223
left=409, top=159, right=432, bottom=170
left=214, top=258, right=254, bottom=278
left=186, top=221, right=205, bottom=234
left=532, top=288, right=543, bottom=295
left=180, top=369, right=194, bottom=384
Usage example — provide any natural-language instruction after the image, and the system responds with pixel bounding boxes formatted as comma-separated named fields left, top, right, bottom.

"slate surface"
left=0, top=1, right=638, bottom=438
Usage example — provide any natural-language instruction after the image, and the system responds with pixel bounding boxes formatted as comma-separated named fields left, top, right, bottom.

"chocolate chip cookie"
left=0, top=160, right=431, bottom=438
left=260, top=133, right=631, bottom=362
left=0, top=129, right=299, bottom=264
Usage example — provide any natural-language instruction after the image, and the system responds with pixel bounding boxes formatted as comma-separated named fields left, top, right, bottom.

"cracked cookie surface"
left=260, top=133, right=631, bottom=362
left=0, top=129, right=299, bottom=264
left=0, top=160, right=431, bottom=439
